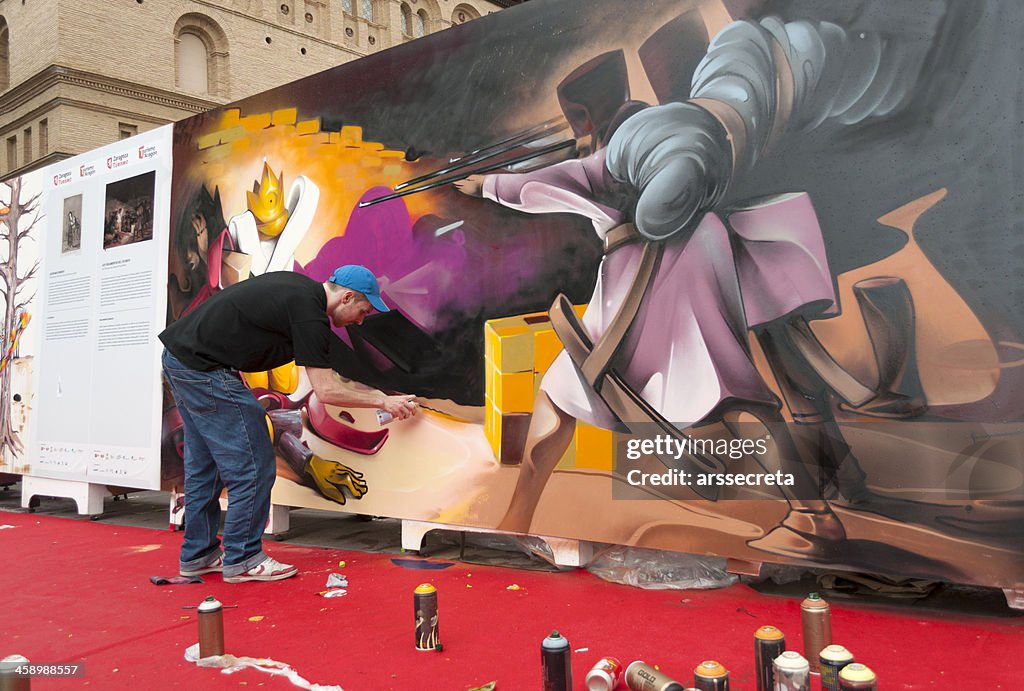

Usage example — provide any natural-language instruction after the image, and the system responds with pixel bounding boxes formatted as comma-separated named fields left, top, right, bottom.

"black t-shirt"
left=159, top=272, right=332, bottom=372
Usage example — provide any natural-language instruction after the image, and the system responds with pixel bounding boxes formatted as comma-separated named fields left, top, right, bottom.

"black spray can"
left=197, top=596, right=225, bottom=658
left=754, top=625, right=785, bottom=691
left=693, top=660, right=729, bottom=690
left=541, top=630, right=572, bottom=691
left=414, top=583, right=440, bottom=651
left=819, top=645, right=854, bottom=691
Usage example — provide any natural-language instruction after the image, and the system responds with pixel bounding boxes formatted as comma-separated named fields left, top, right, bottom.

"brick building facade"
left=0, top=0, right=520, bottom=178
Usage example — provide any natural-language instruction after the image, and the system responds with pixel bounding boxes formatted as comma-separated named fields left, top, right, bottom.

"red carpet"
left=1, top=511, right=1022, bottom=690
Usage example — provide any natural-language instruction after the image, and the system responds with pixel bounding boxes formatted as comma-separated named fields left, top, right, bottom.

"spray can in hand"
left=197, top=596, right=225, bottom=658
left=541, top=630, right=572, bottom=691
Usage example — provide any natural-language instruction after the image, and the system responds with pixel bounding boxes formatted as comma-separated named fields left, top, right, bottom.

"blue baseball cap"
left=329, top=265, right=390, bottom=313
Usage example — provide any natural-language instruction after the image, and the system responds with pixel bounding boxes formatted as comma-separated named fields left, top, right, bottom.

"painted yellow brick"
left=488, top=402, right=500, bottom=458
left=340, top=125, right=364, bottom=145
left=484, top=322, right=534, bottom=373
left=203, top=143, right=238, bottom=162
left=533, top=327, right=563, bottom=374
left=196, top=131, right=222, bottom=150
left=219, top=125, right=247, bottom=144
left=485, top=362, right=495, bottom=402
left=242, top=113, right=273, bottom=131
left=220, top=109, right=242, bottom=129
left=296, top=119, right=321, bottom=135
left=574, top=422, right=614, bottom=471
left=272, top=108, right=298, bottom=126
left=493, top=370, right=534, bottom=414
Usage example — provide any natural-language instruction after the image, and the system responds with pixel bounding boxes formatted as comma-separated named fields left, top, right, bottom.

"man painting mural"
left=159, top=266, right=419, bottom=582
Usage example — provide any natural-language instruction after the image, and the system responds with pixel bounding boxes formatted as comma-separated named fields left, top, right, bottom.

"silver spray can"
left=773, top=651, right=810, bottom=691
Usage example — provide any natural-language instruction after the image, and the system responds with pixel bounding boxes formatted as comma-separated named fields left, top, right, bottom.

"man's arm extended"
left=305, top=366, right=418, bottom=420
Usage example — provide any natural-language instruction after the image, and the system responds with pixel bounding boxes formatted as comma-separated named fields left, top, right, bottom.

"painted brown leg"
left=757, top=326, right=870, bottom=502
left=726, top=405, right=847, bottom=557
left=496, top=392, right=576, bottom=533
left=841, top=277, right=928, bottom=418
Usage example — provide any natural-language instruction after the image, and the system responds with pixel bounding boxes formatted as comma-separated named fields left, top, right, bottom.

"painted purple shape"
left=297, top=187, right=469, bottom=332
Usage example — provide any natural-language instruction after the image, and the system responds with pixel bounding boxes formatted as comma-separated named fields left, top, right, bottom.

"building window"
left=6, top=135, right=16, bottom=171
left=174, top=14, right=229, bottom=98
left=414, top=10, right=426, bottom=37
left=361, top=0, right=373, bottom=22
left=0, top=17, right=9, bottom=92
left=400, top=3, right=412, bottom=35
left=176, top=31, right=210, bottom=93
left=453, top=4, right=480, bottom=24
left=119, top=123, right=139, bottom=140
left=39, top=119, right=48, bottom=154
left=22, top=127, right=31, bottom=163
left=342, top=0, right=353, bottom=14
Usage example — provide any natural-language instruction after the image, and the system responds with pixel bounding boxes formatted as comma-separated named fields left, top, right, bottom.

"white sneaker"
left=180, top=554, right=224, bottom=577
left=223, top=556, right=298, bottom=583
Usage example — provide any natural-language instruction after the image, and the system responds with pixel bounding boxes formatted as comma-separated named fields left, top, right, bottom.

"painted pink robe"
left=483, top=150, right=836, bottom=430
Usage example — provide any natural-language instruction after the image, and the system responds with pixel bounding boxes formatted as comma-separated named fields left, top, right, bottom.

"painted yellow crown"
left=246, top=162, right=289, bottom=238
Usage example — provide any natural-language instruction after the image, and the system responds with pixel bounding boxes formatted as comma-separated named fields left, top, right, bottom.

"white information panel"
left=30, top=126, right=171, bottom=489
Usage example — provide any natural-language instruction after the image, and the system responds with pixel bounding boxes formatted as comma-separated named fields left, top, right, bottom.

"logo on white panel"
left=138, top=145, right=159, bottom=160
left=79, top=164, right=97, bottom=178
left=107, top=152, right=130, bottom=169
left=53, top=171, right=73, bottom=187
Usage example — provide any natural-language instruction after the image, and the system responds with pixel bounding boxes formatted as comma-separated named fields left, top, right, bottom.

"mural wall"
left=166, top=0, right=1024, bottom=587
left=0, top=172, right=42, bottom=477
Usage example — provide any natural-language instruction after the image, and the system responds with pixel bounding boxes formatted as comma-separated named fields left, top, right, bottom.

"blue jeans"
left=162, top=350, right=276, bottom=577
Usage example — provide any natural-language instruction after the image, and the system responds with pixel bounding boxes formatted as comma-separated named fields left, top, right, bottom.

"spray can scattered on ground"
left=0, top=654, right=31, bottom=691
left=197, top=596, right=225, bottom=658
left=772, top=650, right=810, bottom=691
left=585, top=656, right=623, bottom=691
left=693, top=660, right=729, bottom=690
left=541, top=630, right=572, bottom=691
left=800, top=592, right=832, bottom=673
left=754, top=625, right=786, bottom=691
left=414, top=584, right=441, bottom=651
left=624, top=661, right=686, bottom=691
left=819, top=645, right=854, bottom=691
left=837, top=663, right=877, bottom=690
